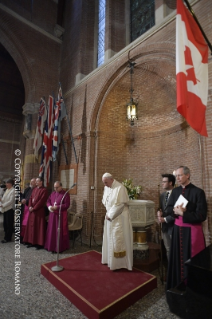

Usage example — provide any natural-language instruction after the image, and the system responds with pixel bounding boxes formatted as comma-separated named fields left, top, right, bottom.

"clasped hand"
left=173, top=203, right=186, bottom=216
left=157, top=209, right=164, bottom=223
left=106, top=215, right=111, bottom=222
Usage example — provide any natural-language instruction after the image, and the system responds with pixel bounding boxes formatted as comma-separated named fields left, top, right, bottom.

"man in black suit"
left=157, top=173, right=176, bottom=261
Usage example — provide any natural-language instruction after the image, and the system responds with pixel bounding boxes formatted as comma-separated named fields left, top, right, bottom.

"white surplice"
left=102, top=180, right=133, bottom=270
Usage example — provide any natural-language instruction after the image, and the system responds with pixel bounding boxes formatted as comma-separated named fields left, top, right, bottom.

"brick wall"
left=105, top=0, right=126, bottom=55
left=60, top=0, right=96, bottom=88
left=59, top=0, right=212, bottom=243
left=0, top=4, right=61, bottom=102
left=0, top=1, right=61, bottom=189
left=0, top=0, right=211, bottom=245
left=0, top=0, right=58, bottom=35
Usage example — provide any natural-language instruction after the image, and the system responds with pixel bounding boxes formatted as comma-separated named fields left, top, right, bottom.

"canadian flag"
left=176, top=0, right=208, bottom=136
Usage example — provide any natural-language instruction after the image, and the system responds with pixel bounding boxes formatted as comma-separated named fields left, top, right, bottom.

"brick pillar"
left=22, top=102, right=40, bottom=187
left=74, top=0, right=97, bottom=84
left=125, top=0, right=130, bottom=46
left=155, top=0, right=175, bottom=25
left=60, top=1, right=97, bottom=89
left=105, top=0, right=126, bottom=62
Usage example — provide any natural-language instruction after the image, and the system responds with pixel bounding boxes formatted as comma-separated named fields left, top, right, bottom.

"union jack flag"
left=33, top=98, right=47, bottom=158
left=39, top=96, right=55, bottom=186
left=52, top=86, right=66, bottom=161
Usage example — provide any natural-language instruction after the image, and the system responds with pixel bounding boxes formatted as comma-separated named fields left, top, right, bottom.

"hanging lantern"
left=126, top=60, right=138, bottom=126
left=126, top=98, right=138, bottom=126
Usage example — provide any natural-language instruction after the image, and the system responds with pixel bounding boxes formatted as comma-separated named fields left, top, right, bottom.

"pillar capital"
left=54, top=24, right=65, bottom=38
left=22, top=102, right=40, bottom=116
left=22, top=102, right=40, bottom=139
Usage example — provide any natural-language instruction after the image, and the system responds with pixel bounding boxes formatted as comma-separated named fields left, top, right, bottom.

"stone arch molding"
left=0, top=27, right=38, bottom=109
left=90, top=41, right=177, bottom=134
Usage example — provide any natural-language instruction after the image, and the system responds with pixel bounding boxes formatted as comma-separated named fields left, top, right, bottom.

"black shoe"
left=27, top=244, right=33, bottom=248
left=36, top=245, right=43, bottom=250
left=1, top=239, right=8, bottom=243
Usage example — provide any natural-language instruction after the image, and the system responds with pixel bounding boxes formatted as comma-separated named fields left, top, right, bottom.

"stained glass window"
left=97, top=0, right=106, bottom=67
left=130, top=0, right=155, bottom=42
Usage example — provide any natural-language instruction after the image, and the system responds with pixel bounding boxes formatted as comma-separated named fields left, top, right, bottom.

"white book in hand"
left=174, top=194, right=188, bottom=208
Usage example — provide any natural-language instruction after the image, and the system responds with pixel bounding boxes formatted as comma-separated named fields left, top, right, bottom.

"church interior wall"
left=58, top=0, right=212, bottom=243
left=0, top=1, right=62, bottom=189
left=0, top=3, right=61, bottom=102
left=0, top=0, right=58, bottom=35
left=105, top=0, right=127, bottom=59
left=60, top=0, right=97, bottom=88
left=0, top=0, right=211, bottom=244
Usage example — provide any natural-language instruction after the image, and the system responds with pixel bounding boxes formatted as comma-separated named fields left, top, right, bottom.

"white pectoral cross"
left=54, top=202, right=57, bottom=206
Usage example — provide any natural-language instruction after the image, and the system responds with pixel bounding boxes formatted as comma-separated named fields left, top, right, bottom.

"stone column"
left=22, top=102, right=40, bottom=139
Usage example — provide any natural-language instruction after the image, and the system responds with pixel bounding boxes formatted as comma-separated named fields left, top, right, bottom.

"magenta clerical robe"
left=20, top=205, right=30, bottom=238
left=44, top=190, right=70, bottom=252
left=23, top=186, right=48, bottom=246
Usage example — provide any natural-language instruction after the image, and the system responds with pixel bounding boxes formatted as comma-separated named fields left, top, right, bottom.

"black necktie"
left=165, top=192, right=169, bottom=205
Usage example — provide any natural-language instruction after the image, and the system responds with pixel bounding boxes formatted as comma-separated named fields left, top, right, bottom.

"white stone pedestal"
left=129, top=200, right=155, bottom=253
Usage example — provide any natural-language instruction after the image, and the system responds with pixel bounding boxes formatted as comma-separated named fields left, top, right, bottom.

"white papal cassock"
left=102, top=179, right=133, bottom=270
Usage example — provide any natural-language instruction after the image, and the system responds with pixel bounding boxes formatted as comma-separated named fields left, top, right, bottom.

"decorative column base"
left=133, top=227, right=149, bottom=252
left=133, top=247, right=149, bottom=260
left=128, top=200, right=159, bottom=271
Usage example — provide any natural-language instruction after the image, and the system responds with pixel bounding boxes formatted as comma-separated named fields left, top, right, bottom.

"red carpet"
left=41, top=250, right=157, bottom=319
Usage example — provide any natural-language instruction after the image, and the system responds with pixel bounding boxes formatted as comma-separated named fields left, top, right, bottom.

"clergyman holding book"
left=166, top=166, right=207, bottom=292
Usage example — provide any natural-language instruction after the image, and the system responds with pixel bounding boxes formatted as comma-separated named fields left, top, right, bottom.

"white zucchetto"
left=102, top=172, right=113, bottom=179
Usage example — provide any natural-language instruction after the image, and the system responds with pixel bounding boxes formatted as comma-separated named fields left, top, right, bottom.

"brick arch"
left=90, top=42, right=180, bottom=135
left=90, top=44, right=201, bottom=237
left=89, top=62, right=128, bottom=132
left=0, top=28, right=37, bottom=103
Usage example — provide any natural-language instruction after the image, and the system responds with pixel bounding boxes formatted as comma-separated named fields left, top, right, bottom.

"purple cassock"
left=44, top=189, right=70, bottom=252
left=23, top=186, right=48, bottom=246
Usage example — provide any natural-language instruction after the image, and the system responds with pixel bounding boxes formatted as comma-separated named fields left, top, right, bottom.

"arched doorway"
left=91, top=49, right=200, bottom=241
left=0, top=42, right=25, bottom=181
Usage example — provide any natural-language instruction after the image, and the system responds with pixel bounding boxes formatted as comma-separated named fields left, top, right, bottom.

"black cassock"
left=166, top=183, right=207, bottom=291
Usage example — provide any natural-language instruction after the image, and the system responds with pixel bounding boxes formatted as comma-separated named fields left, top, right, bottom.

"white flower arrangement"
left=122, top=178, right=142, bottom=200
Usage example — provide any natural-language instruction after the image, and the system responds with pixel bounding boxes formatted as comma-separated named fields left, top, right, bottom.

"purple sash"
left=22, top=205, right=30, bottom=226
left=175, top=216, right=205, bottom=257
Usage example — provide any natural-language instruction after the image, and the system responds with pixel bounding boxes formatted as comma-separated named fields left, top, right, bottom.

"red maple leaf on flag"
left=184, top=46, right=198, bottom=85
left=176, top=0, right=208, bottom=137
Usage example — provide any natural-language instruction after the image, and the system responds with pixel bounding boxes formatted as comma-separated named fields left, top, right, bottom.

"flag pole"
left=65, top=107, right=78, bottom=163
left=59, top=83, right=78, bottom=163
left=61, top=135, right=69, bottom=165
left=183, top=0, right=212, bottom=54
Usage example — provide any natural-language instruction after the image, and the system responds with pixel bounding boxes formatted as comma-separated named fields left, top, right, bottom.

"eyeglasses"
left=54, top=186, right=60, bottom=189
left=162, top=181, right=169, bottom=183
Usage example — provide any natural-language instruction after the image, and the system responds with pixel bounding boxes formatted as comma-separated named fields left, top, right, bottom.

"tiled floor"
left=0, top=213, right=180, bottom=319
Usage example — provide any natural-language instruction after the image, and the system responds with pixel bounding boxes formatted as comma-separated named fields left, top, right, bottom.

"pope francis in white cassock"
left=101, top=173, right=133, bottom=270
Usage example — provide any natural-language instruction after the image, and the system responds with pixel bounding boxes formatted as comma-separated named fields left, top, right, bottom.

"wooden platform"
left=41, top=250, right=157, bottom=319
